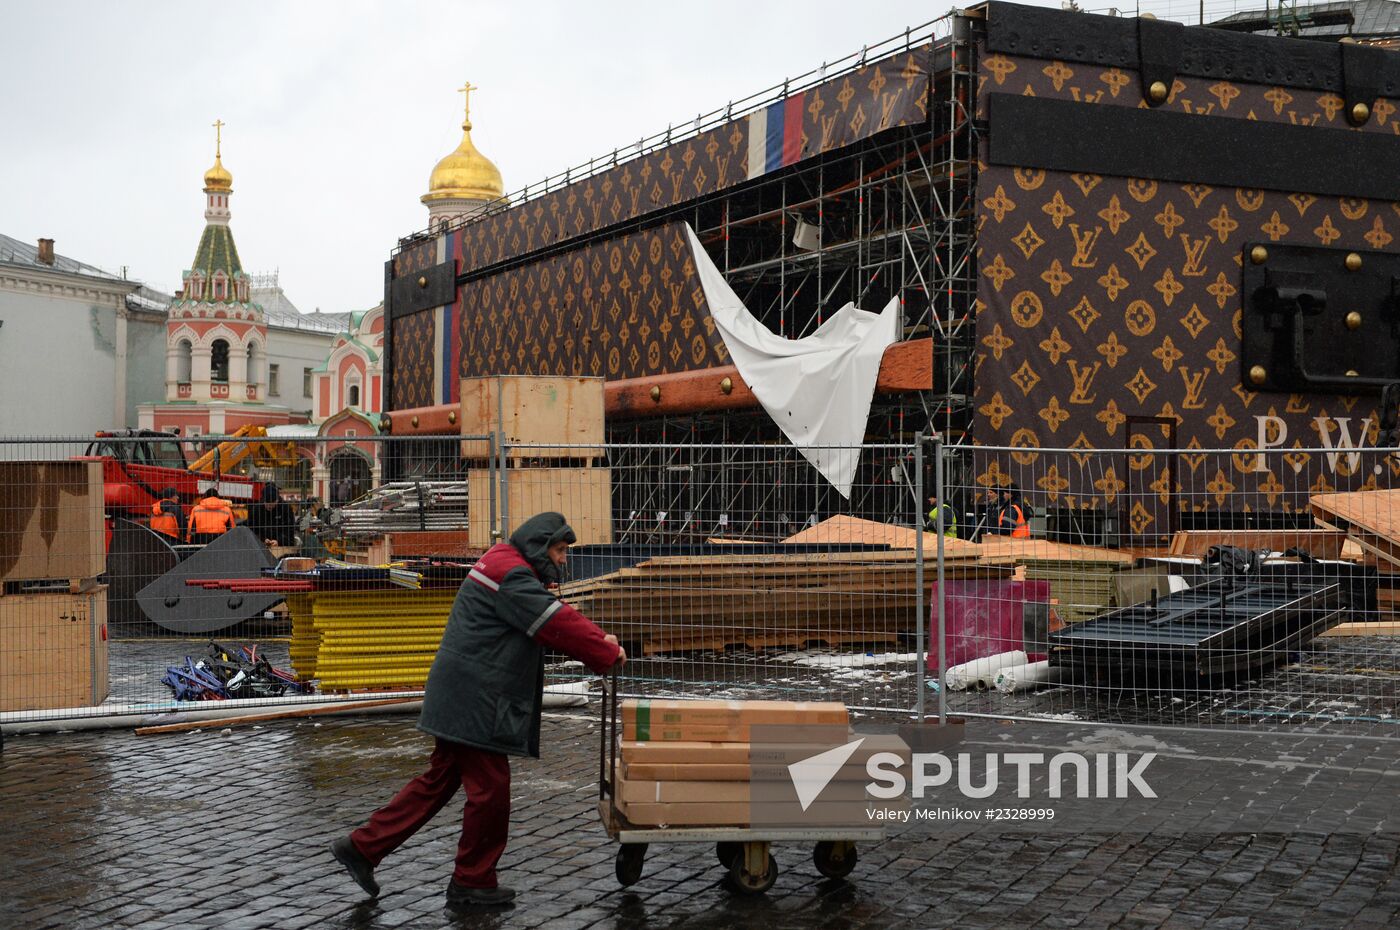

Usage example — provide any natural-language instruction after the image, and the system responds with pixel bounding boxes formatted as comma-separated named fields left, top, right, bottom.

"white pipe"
left=2, top=681, right=592, bottom=736
left=994, top=661, right=1071, bottom=693
left=943, top=650, right=1028, bottom=691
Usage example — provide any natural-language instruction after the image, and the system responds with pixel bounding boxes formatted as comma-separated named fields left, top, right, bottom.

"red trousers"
left=349, top=738, right=511, bottom=888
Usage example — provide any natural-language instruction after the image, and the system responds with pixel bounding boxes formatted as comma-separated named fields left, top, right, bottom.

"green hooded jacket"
left=418, top=512, right=581, bottom=757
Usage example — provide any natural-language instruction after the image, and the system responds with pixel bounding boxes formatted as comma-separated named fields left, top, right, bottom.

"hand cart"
left=597, top=673, right=885, bottom=894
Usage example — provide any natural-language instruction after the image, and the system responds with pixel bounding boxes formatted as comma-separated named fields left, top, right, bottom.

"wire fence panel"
left=935, top=444, right=1400, bottom=737
left=512, top=442, right=927, bottom=715
left=0, top=435, right=929, bottom=726
left=14, top=430, right=1390, bottom=736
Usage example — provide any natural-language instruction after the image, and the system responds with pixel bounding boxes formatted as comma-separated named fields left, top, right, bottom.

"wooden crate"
left=0, top=460, right=105, bottom=583
left=467, top=467, right=613, bottom=547
left=0, top=586, right=109, bottom=712
left=459, top=376, right=604, bottom=462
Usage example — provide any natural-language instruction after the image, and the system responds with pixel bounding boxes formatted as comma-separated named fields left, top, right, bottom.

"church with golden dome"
left=421, top=82, right=505, bottom=231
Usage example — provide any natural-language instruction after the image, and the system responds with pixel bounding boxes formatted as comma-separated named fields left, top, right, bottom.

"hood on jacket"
left=260, top=482, right=281, bottom=505
left=509, top=511, right=577, bottom=583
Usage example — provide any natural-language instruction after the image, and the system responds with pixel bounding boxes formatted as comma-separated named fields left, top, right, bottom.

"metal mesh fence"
left=935, top=443, right=1400, bottom=737
left=0, top=435, right=926, bottom=726
left=5, top=433, right=1398, bottom=737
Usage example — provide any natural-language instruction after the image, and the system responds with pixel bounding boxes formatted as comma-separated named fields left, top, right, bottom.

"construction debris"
left=338, top=481, right=470, bottom=536
left=1021, top=558, right=1137, bottom=624
left=1049, top=577, right=1345, bottom=679
left=161, top=641, right=310, bottom=701
left=560, top=548, right=1006, bottom=654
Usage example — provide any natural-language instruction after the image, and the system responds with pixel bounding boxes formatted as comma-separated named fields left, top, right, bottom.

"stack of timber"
left=783, top=515, right=982, bottom=558
left=0, top=461, right=109, bottom=711
left=1167, top=529, right=1347, bottom=560
left=1020, top=556, right=1138, bottom=624
left=459, top=375, right=614, bottom=547
left=783, top=515, right=1134, bottom=569
left=1310, top=490, right=1400, bottom=622
left=560, top=548, right=1004, bottom=654
left=1310, top=490, right=1400, bottom=569
left=613, top=699, right=851, bottom=826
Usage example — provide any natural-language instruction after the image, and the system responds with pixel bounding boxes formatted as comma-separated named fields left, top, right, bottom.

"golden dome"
left=422, top=82, right=505, bottom=205
left=204, top=119, right=233, bottom=192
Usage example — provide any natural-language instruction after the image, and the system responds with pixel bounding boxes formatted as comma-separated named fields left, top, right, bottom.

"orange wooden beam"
left=384, top=338, right=932, bottom=433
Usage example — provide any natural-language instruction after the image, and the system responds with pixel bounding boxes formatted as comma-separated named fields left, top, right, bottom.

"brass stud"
left=1148, top=80, right=1169, bottom=104
left=1250, top=245, right=1269, bottom=265
left=417, top=275, right=428, bottom=288
left=1346, top=370, right=1359, bottom=377
left=1345, top=252, right=1363, bottom=272
left=649, top=386, right=661, bottom=402
left=1346, top=311, right=1363, bottom=330
left=719, top=376, right=733, bottom=395
left=1249, top=365, right=1268, bottom=386
left=448, top=410, right=457, bottom=425
left=380, top=414, right=392, bottom=433
left=1351, top=101, right=1371, bottom=124
left=411, top=415, right=420, bottom=428
left=1140, top=11, right=1157, bottom=19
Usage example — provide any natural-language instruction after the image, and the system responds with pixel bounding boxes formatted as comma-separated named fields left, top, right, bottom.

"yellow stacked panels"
left=287, top=589, right=458, bottom=691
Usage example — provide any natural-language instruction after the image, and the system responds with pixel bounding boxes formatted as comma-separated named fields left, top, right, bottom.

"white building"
left=0, top=234, right=167, bottom=436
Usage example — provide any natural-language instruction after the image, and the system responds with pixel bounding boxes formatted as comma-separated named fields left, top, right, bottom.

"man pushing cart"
left=329, top=511, right=625, bottom=911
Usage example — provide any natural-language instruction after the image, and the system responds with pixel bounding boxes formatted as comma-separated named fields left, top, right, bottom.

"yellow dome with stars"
left=204, top=119, right=233, bottom=192
left=422, top=82, right=505, bottom=205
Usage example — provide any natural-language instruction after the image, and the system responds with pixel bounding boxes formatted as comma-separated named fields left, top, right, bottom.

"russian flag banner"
left=746, top=92, right=806, bottom=180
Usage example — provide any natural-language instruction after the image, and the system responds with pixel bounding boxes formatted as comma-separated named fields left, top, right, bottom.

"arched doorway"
left=210, top=339, right=230, bottom=382
left=329, top=448, right=372, bottom=505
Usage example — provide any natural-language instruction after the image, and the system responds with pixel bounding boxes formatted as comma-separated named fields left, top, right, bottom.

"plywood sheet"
left=0, top=461, right=105, bottom=583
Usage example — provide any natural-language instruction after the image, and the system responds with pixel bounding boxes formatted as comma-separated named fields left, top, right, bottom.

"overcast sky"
left=1, top=0, right=1234, bottom=314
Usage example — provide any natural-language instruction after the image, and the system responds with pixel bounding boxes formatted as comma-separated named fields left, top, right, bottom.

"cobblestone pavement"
left=3, top=711, right=1398, bottom=930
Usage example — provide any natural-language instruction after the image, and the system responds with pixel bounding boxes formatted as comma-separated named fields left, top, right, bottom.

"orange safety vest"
left=189, top=497, right=235, bottom=539
left=1000, top=503, right=1031, bottom=538
left=150, top=499, right=182, bottom=538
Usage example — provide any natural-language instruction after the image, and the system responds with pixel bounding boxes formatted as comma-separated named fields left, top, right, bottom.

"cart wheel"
left=716, top=841, right=741, bottom=868
left=813, top=840, right=858, bottom=879
left=726, top=852, right=778, bottom=895
left=615, top=843, right=647, bottom=886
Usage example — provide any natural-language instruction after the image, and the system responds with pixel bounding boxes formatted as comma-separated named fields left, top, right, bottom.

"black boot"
left=446, top=880, right=516, bottom=909
left=330, top=836, right=380, bottom=898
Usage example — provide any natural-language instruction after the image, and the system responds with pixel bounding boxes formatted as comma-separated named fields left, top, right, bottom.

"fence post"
left=488, top=432, right=498, bottom=542
left=934, top=431, right=946, bottom=724
left=915, top=435, right=926, bottom=722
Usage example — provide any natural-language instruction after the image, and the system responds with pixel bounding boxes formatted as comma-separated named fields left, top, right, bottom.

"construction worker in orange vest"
left=149, top=487, right=186, bottom=541
left=998, top=485, right=1031, bottom=539
left=188, top=485, right=236, bottom=545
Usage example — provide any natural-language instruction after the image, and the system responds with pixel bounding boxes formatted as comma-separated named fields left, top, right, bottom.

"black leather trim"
left=986, top=94, right=1400, bottom=202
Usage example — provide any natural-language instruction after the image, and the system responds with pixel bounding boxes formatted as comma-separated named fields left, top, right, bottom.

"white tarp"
left=684, top=224, right=900, bottom=498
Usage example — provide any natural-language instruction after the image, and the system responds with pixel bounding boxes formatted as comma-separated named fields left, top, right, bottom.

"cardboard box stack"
left=614, top=698, right=858, bottom=826
left=1, top=461, right=110, bottom=712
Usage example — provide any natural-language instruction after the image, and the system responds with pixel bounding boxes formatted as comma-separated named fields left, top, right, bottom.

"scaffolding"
left=388, top=12, right=982, bottom=529
left=599, top=15, right=979, bottom=527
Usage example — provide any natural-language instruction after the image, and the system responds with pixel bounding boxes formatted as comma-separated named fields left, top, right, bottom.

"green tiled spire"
left=190, top=223, right=244, bottom=284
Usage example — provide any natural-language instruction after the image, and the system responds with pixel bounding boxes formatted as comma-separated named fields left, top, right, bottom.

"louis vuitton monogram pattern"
left=447, top=47, right=932, bottom=278
left=457, top=222, right=723, bottom=383
left=976, top=53, right=1399, bottom=135
left=391, top=309, right=436, bottom=410
left=972, top=51, right=1400, bottom=518
left=388, top=48, right=934, bottom=404
left=392, top=236, right=439, bottom=279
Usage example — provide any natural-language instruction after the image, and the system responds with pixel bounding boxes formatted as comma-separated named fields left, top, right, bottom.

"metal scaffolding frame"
left=602, top=19, right=979, bottom=527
